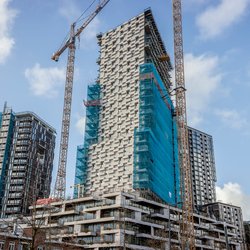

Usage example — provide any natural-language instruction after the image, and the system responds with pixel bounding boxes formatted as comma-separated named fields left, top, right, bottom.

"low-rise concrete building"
left=201, top=202, right=246, bottom=249
left=21, top=192, right=244, bottom=250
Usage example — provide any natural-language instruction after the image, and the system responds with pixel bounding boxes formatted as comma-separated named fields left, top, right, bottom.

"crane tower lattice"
left=53, top=0, right=111, bottom=200
left=172, top=0, right=195, bottom=248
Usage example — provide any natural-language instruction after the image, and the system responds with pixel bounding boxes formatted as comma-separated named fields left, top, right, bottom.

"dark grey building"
left=202, top=202, right=246, bottom=249
left=188, top=127, right=217, bottom=209
left=244, top=221, right=250, bottom=249
left=0, top=104, right=56, bottom=218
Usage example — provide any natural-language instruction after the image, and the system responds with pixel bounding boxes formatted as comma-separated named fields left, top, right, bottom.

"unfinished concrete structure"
left=0, top=104, right=56, bottom=218
left=21, top=192, right=244, bottom=250
left=74, top=9, right=180, bottom=205
left=188, top=127, right=217, bottom=209
left=201, top=202, right=246, bottom=249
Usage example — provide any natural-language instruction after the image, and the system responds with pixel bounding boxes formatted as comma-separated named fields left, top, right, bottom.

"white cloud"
left=77, top=17, right=101, bottom=50
left=215, top=109, right=248, bottom=129
left=75, top=115, right=85, bottom=136
left=59, top=0, right=81, bottom=23
left=197, top=0, right=250, bottom=39
left=185, top=53, right=222, bottom=126
left=0, top=0, right=17, bottom=64
left=216, top=183, right=250, bottom=220
left=25, top=63, right=65, bottom=98
left=188, top=0, right=207, bottom=5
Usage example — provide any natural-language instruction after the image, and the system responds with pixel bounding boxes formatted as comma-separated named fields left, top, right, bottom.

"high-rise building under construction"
left=13, top=9, right=245, bottom=250
left=0, top=104, right=56, bottom=218
left=74, top=9, right=180, bottom=205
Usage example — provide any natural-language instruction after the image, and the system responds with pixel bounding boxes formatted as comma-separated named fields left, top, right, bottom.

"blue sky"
left=1, top=0, right=250, bottom=219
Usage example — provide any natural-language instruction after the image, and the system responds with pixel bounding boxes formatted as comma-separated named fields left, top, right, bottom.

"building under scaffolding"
left=70, top=8, right=246, bottom=249
left=74, top=84, right=101, bottom=197
left=73, top=9, right=180, bottom=205
left=134, top=63, right=180, bottom=205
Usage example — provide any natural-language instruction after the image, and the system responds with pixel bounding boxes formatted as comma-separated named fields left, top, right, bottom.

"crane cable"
left=75, top=0, right=97, bottom=24
left=57, top=0, right=98, bottom=52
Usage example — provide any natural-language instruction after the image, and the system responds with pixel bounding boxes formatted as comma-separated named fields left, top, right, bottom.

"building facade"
left=74, top=9, right=180, bottom=205
left=0, top=104, right=15, bottom=210
left=0, top=104, right=56, bottom=218
left=202, top=202, right=246, bottom=249
left=0, top=232, right=85, bottom=250
left=188, top=127, right=217, bottom=209
left=22, top=192, right=243, bottom=250
left=244, top=221, right=250, bottom=249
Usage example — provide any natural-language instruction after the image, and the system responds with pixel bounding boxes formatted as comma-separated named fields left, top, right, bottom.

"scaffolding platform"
left=134, top=63, right=181, bottom=206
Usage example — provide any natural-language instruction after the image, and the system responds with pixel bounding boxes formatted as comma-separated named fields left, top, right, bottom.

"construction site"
left=0, top=0, right=247, bottom=249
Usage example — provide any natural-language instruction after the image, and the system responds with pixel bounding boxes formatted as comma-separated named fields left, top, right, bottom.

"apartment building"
left=244, top=221, right=250, bottom=249
left=74, top=9, right=180, bottom=205
left=0, top=104, right=56, bottom=218
left=21, top=192, right=243, bottom=250
left=188, top=127, right=217, bottom=209
left=202, top=202, right=246, bottom=249
left=0, top=104, right=15, bottom=209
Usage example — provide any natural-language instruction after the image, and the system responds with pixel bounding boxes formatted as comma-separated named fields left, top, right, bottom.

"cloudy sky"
left=1, top=0, right=250, bottom=219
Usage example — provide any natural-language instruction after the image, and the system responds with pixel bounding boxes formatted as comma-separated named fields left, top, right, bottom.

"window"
left=0, top=242, right=4, bottom=250
left=9, top=242, right=15, bottom=250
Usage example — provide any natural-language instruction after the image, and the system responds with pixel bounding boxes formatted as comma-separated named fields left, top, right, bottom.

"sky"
left=0, top=0, right=250, bottom=220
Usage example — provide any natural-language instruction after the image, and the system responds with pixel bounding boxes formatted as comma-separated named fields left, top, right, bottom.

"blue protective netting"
left=0, top=111, right=15, bottom=201
left=133, top=63, right=181, bottom=205
left=74, top=83, right=100, bottom=198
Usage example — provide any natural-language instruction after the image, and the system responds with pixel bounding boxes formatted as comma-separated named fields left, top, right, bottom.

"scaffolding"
left=133, top=63, right=181, bottom=206
left=74, top=83, right=101, bottom=198
left=85, top=83, right=101, bottom=146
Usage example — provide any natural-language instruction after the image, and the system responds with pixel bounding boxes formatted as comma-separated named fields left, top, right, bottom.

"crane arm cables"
left=52, top=0, right=111, bottom=200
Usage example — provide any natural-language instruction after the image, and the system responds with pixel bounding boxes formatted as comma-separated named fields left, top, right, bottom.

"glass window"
left=9, top=242, right=15, bottom=250
left=0, top=242, right=4, bottom=250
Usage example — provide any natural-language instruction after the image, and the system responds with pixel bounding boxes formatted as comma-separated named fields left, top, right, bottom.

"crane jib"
left=52, top=0, right=111, bottom=200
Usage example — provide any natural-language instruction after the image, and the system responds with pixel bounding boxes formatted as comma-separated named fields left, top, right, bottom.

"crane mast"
left=53, top=0, right=111, bottom=200
left=54, top=24, right=75, bottom=200
left=172, top=0, right=195, bottom=248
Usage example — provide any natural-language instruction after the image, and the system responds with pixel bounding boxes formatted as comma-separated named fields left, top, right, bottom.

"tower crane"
left=52, top=0, right=194, bottom=247
left=52, top=0, right=111, bottom=200
left=172, top=0, right=195, bottom=248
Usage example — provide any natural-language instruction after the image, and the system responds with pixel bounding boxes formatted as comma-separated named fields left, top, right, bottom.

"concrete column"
left=96, top=209, right=101, bottom=219
left=61, top=203, right=66, bottom=212
left=135, top=211, right=141, bottom=221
